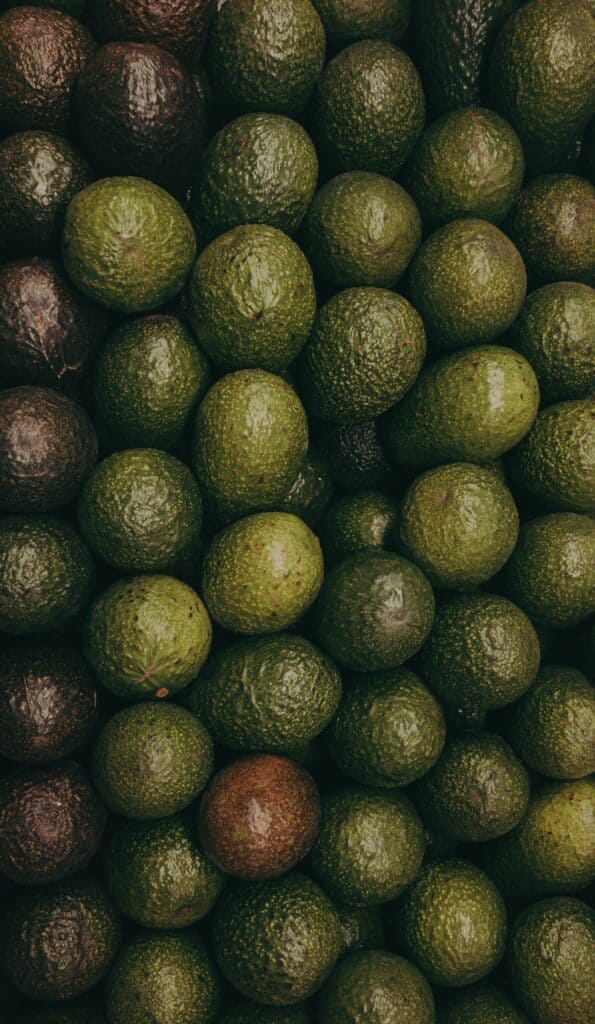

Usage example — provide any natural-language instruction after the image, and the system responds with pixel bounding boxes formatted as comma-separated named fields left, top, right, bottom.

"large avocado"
left=318, top=950, right=435, bottom=1024
left=89, top=0, right=215, bottom=63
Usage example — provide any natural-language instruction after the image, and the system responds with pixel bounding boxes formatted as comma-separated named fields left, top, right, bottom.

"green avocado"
left=318, top=950, right=435, bottom=1024
left=318, top=489, right=399, bottom=564
left=312, top=0, right=411, bottom=47
left=511, top=666, right=595, bottom=780
left=439, top=984, right=530, bottom=1024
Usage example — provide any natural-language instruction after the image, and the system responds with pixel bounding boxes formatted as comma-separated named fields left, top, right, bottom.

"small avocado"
left=89, top=0, right=214, bottom=63
left=312, top=0, right=411, bottom=47
left=281, top=448, right=333, bottom=527
left=318, top=489, right=399, bottom=564
left=318, top=950, right=435, bottom=1024
left=218, top=1001, right=310, bottom=1024
left=439, top=984, right=530, bottom=1024
left=511, top=666, right=595, bottom=780
left=337, top=905, right=386, bottom=955
left=317, top=419, right=392, bottom=491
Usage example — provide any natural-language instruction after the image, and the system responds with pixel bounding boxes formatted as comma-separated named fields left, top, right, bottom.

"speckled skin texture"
left=439, top=983, right=530, bottom=1024
left=512, top=666, right=595, bottom=780
left=0, top=6, right=95, bottom=132
left=420, top=593, right=540, bottom=710
left=1, top=879, right=121, bottom=1002
left=202, top=511, right=323, bottom=635
left=396, top=859, right=507, bottom=988
left=90, top=0, right=215, bottom=63
left=313, top=0, right=411, bottom=47
left=92, top=702, right=213, bottom=819
left=311, top=40, right=425, bottom=176
left=384, top=345, right=540, bottom=466
left=0, top=258, right=106, bottom=389
left=212, top=872, right=342, bottom=1004
left=0, top=386, right=97, bottom=514
left=0, top=760, right=106, bottom=884
left=319, top=489, right=398, bottom=564
left=218, top=1000, right=310, bottom=1024
left=317, top=418, right=391, bottom=490
left=318, top=950, right=435, bottom=1024
left=84, top=575, right=212, bottom=699
left=308, top=786, right=425, bottom=905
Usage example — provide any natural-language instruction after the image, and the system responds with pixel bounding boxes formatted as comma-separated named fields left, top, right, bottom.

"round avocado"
left=218, top=1000, right=310, bottom=1024
left=202, top=512, right=323, bottom=635
left=317, top=418, right=392, bottom=491
left=89, top=0, right=213, bottom=63
left=511, top=666, right=595, bottom=780
left=62, top=176, right=196, bottom=313
left=315, top=550, right=435, bottom=671
left=311, top=40, right=425, bottom=176
left=439, top=984, right=530, bottom=1024
left=329, top=668, right=445, bottom=787
left=281, top=448, right=333, bottom=527
left=84, top=575, right=211, bottom=701
left=301, top=172, right=421, bottom=289
left=318, top=489, right=399, bottom=564
left=92, top=702, right=213, bottom=820
left=312, top=0, right=411, bottom=46
left=300, top=288, right=426, bottom=423
left=408, top=218, right=527, bottom=349
left=337, top=905, right=386, bottom=955
left=318, top=950, right=435, bottom=1024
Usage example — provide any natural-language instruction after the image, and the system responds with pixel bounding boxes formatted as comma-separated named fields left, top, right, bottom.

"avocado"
left=192, top=113, right=318, bottom=241
left=397, top=462, right=519, bottom=589
left=105, top=814, right=225, bottom=929
left=188, top=226, right=316, bottom=373
left=0, top=386, right=97, bottom=513
left=318, top=489, right=399, bottom=564
left=92, top=702, right=213, bottom=820
left=2, top=878, right=121, bottom=1002
left=75, top=42, right=204, bottom=196
left=318, top=950, right=435, bottom=1024
left=301, top=172, right=421, bottom=289
left=62, top=176, right=196, bottom=313
left=439, top=984, right=530, bottom=1024
left=507, top=282, right=595, bottom=403
left=281, top=448, right=333, bottom=527
left=0, top=515, right=94, bottom=636
left=89, top=0, right=214, bottom=63
left=507, top=897, right=594, bottom=1024
left=404, top=107, right=524, bottom=227
left=198, top=754, right=320, bottom=880
left=308, top=785, right=424, bottom=906
left=183, top=633, right=341, bottom=753
left=202, top=512, right=323, bottom=635
left=0, top=258, right=106, bottom=389
left=511, top=666, right=595, bottom=780
left=312, top=0, right=411, bottom=47
left=0, top=6, right=94, bottom=132
left=337, top=905, right=386, bottom=955
left=207, top=0, right=325, bottom=116
left=329, top=667, right=445, bottom=787
left=384, top=345, right=540, bottom=466
left=104, top=931, right=221, bottom=1024
left=218, top=1001, right=310, bottom=1024
left=84, top=574, right=212, bottom=700
left=505, top=513, right=595, bottom=628
left=317, top=418, right=392, bottom=490
left=0, top=760, right=105, bottom=885
left=420, top=593, right=540, bottom=709
left=407, top=218, right=527, bottom=349
left=211, top=872, right=342, bottom=1004
left=0, top=131, right=93, bottom=257
left=311, top=40, right=425, bottom=176
left=490, top=0, right=595, bottom=173
left=395, top=859, right=507, bottom=987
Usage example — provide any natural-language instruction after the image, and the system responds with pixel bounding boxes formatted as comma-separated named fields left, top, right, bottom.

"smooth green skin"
left=78, top=449, right=203, bottom=574
left=337, top=905, right=386, bottom=955
left=280, top=448, right=333, bottom=527
left=439, top=984, right=530, bottom=1024
left=405, top=107, right=524, bottom=228
left=105, top=815, right=225, bottom=930
left=192, top=113, right=318, bottom=241
left=485, top=779, right=595, bottom=899
left=212, top=872, right=343, bottom=1005
left=0, top=515, right=94, bottom=635
left=218, top=1001, right=310, bottom=1024
left=308, top=786, right=425, bottom=906
left=319, top=489, right=399, bottom=564
left=202, top=512, right=323, bottom=636
left=504, top=174, right=595, bottom=284
left=505, top=513, right=595, bottom=628
left=507, top=897, right=595, bottom=1024
left=490, top=0, right=595, bottom=173
left=512, top=666, right=595, bottom=780
left=93, top=315, right=210, bottom=451
left=192, top=371, right=308, bottom=523
left=301, top=172, right=421, bottom=289
left=420, top=593, right=540, bottom=710
left=506, top=398, right=595, bottom=512
left=84, top=575, right=211, bottom=700
left=507, top=282, right=595, bottom=403
left=188, top=225, right=316, bottom=372
left=300, top=288, right=426, bottom=424
left=62, top=177, right=196, bottom=313
left=183, top=633, right=341, bottom=753
left=316, top=550, right=435, bottom=671
left=318, top=950, right=434, bottom=1024
left=105, top=931, right=221, bottom=1024
left=312, top=0, right=410, bottom=46
left=396, top=859, right=508, bottom=988
left=207, top=0, right=325, bottom=116
left=311, top=40, right=425, bottom=176
left=329, top=668, right=445, bottom=787
left=398, top=462, right=519, bottom=589
left=93, top=702, right=213, bottom=820
left=317, top=419, right=392, bottom=491
left=408, top=218, right=527, bottom=349
left=414, top=733, right=530, bottom=843
left=384, top=345, right=540, bottom=467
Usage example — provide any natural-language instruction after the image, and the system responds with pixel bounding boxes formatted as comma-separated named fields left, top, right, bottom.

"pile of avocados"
left=0, top=1, right=594, bottom=1022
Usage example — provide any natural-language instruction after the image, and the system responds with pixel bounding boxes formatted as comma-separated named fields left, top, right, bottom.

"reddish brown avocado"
left=89, top=0, right=215, bottom=63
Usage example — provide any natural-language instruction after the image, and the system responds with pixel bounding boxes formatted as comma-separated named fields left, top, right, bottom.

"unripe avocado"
left=511, top=666, right=595, bottom=780
left=318, top=489, right=399, bottom=564
left=312, top=0, right=411, bottom=47
left=317, top=950, right=435, bottom=1024
left=439, top=984, right=530, bottom=1024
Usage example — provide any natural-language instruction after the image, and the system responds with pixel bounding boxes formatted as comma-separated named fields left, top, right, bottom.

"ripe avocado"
left=317, top=419, right=392, bottom=490
left=281, top=448, right=333, bottom=527
left=511, top=666, right=595, bottom=780
left=318, top=489, right=399, bottom=564
left=317, top=950, right=435, bottom=1024
left=312, top=0, right=411, bottom=47
left=439, top=984, right=530, bottom=1024
left=89, top=0, right=215, bottom=64
left=337, top=905, right=386, bottom=955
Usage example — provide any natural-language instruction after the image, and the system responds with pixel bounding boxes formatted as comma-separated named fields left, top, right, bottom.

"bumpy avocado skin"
left=317, top=949, right=435, bottom=1024
left=89, top=0, right=214, bottom=63
left=312, top=0, right=411, bottom=47
left=511, top=666, right=595, bottom=780
left=439, top=983, right=530, bottom=1024
left=318, top=489, right=399, bottom=564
